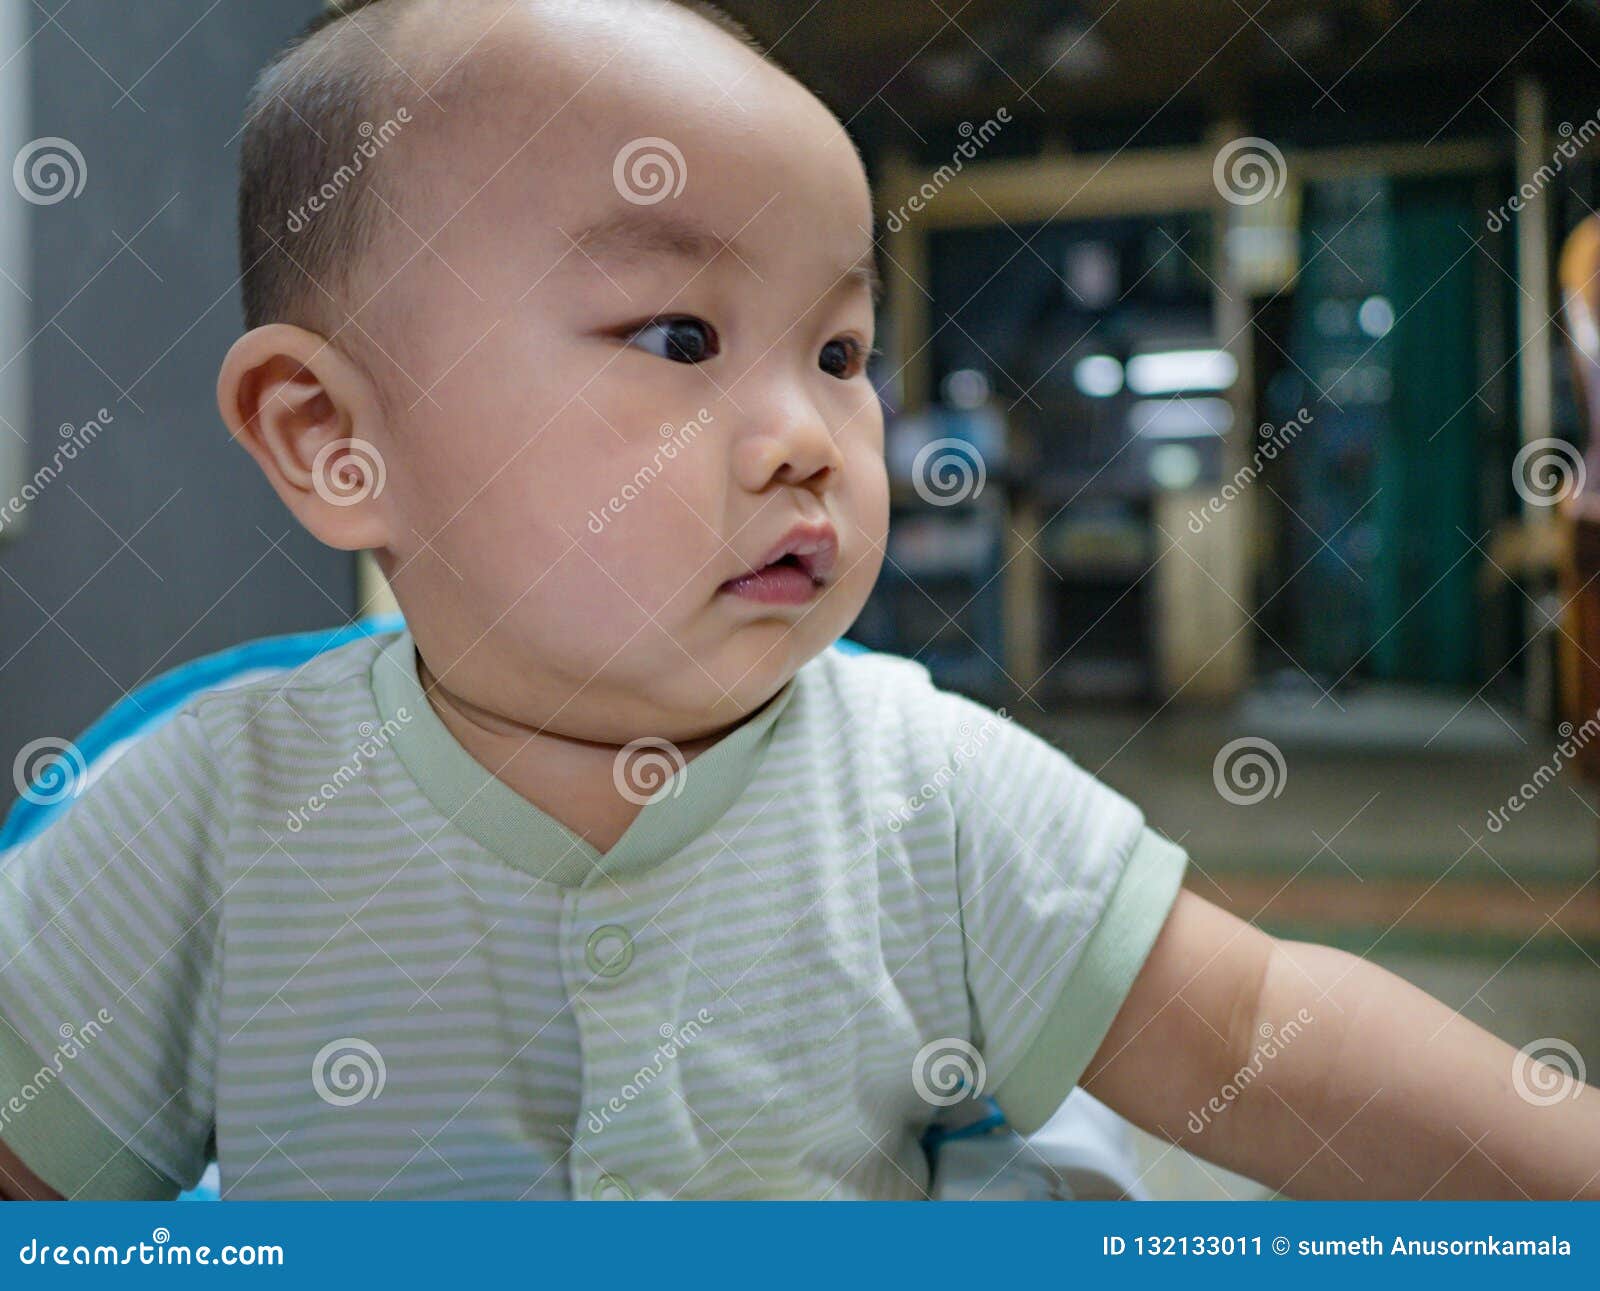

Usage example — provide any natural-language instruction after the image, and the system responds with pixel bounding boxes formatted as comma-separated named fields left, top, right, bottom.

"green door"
left=1372, top=175, right=1479, bottom=685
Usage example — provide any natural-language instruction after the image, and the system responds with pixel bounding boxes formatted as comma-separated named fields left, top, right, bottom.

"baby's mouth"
left=718, top=524, right=838, bottom=606
left=718, top=553, right=826, bottom=606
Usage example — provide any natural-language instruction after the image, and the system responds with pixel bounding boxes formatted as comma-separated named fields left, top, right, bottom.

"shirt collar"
left=369, top=630, right=797, bottom=888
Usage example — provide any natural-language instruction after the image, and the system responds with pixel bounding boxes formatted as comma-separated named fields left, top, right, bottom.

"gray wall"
left=0, top=2, right=352, bottom=815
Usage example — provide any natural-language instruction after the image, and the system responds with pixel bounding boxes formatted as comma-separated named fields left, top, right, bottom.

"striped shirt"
left=0, top=629, right=1186, bottom=1199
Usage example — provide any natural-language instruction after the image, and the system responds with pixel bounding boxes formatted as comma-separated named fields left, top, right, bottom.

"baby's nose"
left=734, top=401, right=843, bottom=494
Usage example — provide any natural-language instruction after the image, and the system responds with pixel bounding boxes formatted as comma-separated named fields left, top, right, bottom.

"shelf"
left=1042, top=560, right=1151, bottom=582
left=1030, top=474, right=1156, bottom=506
left=881, top=564, right=998, bottom=582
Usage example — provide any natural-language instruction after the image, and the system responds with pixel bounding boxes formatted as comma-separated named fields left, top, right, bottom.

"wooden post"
left=1150, top=121, right=1257, bottom=702
left=1515, top=74, right=1555, bottom=721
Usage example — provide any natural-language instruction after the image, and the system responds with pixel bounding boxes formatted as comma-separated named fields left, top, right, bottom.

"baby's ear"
left=217, top=324, right=391, bottom=551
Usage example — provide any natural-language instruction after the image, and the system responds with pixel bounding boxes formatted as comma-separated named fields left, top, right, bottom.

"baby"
left=1, top=0, right=1597, bottom=1201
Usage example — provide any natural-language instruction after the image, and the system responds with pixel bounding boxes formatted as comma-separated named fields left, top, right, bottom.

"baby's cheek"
left=574, top=474, right=721, bottom=600
left=593, top=528, right=709, bottom=624
left=845, top=456, right=890, bottom=566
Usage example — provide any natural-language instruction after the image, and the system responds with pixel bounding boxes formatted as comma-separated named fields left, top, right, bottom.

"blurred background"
left=2, top=0, right=1600, bottom=1197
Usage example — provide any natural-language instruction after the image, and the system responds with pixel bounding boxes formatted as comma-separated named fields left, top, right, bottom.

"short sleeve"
left=0, top=710, right=226, bottom=1198
left=942, top=696, right=1188, bottom=1134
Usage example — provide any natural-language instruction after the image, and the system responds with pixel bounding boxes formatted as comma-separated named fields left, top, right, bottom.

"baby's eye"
left=819, top=337, right=870, bottom=380
left=625, top=316, right=719, bottom=364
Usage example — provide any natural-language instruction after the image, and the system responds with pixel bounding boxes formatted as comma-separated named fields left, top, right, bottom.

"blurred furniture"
left=1557, top=216, right=1600, bottom=785
left=877, top=133, right=1505, bottom=704
left=860, top=401, right=1008, bottom=696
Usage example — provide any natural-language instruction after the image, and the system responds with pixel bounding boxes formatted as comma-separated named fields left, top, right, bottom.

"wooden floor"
left=1197, top=872, right=1600, bottom=949
left=1026, top=694, right=1600, bottom=888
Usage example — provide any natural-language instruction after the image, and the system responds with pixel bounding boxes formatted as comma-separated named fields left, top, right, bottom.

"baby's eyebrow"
left=844, top=249, right=883, bottom=308
left=568, top=208, right=880, bottom=306
left=571, top=209, right=734, bottom=267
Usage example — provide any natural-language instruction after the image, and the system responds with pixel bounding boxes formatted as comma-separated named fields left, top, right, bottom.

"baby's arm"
left=1081, top=890, right=1600, bottom=1198
left=0, top=1138, right=62, bottom=1200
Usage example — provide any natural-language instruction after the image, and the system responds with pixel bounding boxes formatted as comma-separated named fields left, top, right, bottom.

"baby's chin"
left=634, top=628, right=830, bottom=737
left=477, top=588, right=859, bottom=739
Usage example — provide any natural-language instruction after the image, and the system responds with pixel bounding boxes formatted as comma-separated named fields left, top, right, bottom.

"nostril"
left=788, top=462, right=833, bottom=489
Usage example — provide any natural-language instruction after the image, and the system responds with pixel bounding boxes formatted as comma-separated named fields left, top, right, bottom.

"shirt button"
left=585, top=924, right=634, bottom=977
left=592, top=1173, right=635, bottom=1200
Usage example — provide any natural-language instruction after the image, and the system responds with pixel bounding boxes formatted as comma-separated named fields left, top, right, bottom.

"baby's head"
left=219, top=0, right=886, bottom=745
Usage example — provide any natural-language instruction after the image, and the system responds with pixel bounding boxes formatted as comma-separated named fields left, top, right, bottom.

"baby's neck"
left=414, top=652, right=726, bottom=855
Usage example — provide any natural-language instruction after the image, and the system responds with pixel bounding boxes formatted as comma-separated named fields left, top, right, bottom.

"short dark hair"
left=236, top=0, right=770, bottom=344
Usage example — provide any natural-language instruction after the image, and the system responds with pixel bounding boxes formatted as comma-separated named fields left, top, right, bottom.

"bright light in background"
left=1073, top=354, right=1124, bottom=397
left=942, top=368, right=991, bottom=408
left=1125, top=348, right=1238, bottom=395
left=1149, top=442, right=1202, bottom=489
left=1128, top=397, right=1234, bottom=438
left=1358, top=295, right=1395, bottom=338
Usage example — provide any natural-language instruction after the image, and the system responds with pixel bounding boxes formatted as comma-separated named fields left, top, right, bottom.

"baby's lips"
left=745, top=520, right=839, bottom=584
left=790, top=537, right=838, bottom=583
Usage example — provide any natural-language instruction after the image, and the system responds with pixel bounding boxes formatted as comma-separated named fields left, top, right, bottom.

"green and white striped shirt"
left=0, top=630, right=1186, bottom=1199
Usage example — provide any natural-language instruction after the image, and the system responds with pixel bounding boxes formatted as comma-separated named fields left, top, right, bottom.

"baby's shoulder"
left=795, top=644, right=946, bottom=736
left=788, top=645, right=1026, bottom=784
left=183, top=629, right=387, bottom=720
left=175, top=630, right=395, bottom=778
left=791, top=646, right=1113, bottom=818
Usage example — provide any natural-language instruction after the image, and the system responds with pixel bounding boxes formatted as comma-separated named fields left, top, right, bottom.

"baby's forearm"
left=1235, top=939, right=1600, bottom=1199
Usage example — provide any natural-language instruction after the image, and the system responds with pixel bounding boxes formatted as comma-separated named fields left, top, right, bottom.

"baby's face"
left=360, top=11, right=887, bottom=742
